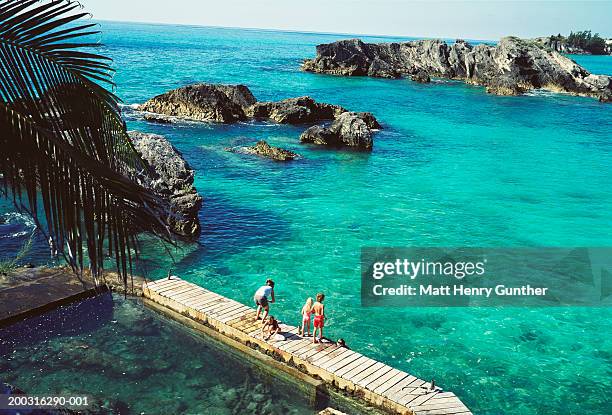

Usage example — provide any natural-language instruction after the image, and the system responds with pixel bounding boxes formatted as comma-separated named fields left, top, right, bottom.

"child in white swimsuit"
left=299, top=297, right=313, bottom=336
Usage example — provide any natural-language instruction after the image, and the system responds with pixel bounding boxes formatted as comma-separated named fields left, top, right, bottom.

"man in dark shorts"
left=254, top=279, right=275, bottom=321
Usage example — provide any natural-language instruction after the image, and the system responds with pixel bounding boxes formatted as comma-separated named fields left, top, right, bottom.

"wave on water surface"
left=0, top=212, right=36, bottom=239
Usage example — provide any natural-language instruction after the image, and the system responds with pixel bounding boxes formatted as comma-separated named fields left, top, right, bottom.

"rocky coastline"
left=129, top=131, right=203, bottom=238
left=139, top=85, right=348, bottom=125
left=138, top=84, right=382, bottom=150
left=302, top=37, right=612, bottom=102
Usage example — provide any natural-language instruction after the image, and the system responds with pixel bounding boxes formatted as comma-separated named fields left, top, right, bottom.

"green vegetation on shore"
left=550, top=30, right=608, bottom=54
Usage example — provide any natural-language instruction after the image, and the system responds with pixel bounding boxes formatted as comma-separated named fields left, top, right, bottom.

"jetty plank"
left=227, top=311, right=257, bottom=325
left=356, top=364, right=395, bottom=388
left=307, top=345, right=347, bottom=366
left=276, top=335, right=309, bottom=350
left=401, top=390, right=437, bottom=407
left=286, top=340, right=318, bottom=354
left=343, top=361, right=385, bottom=384
left=209, top=302, right=245, bottom=316
left=384, top=376, right=421, bottom=397
left=319, top=349, right=359, bottom=372
left=143, top=277, right=471, bottom=415
left=412, top=397, right=469, bottom=411
left=216, top=306, right=249, bottom=323
left=322, top=353, right=368, bottom=375
left=219, top=307, right=252, bottom=323
left=145, top=277, right=181, bottom=290
left=374, top=372, right=414, bottom=395
left=155, top=284, right=193, bottom=298
left=281, top=338, right=313, bottom=353
left=230, top=316, right=259, bottom=330
left=247, top=324, right=265, bottom=336
left=365, top=367, right=403, bottom=392
left=173, top=288, right=211, bottom=301
left=387, top=378, right=426, bottom=403
left=294, top=343, right=332, bottom=360
left=187, top=292, right=222, bottom=308
left=181, top=292, right=218, bottom=308
left=336, top=355, right=375, bottom=378
left=154, top=280, right=192, bottom=295
left=338, top=357, right=378, bottom=379
left=196, top=297, right=230, bottom=312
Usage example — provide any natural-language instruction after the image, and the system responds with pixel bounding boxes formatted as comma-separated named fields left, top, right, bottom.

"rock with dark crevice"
left=138, top=83, right=256, bottom=123
left=300, top=111, right=380, bottom=151
left=411, top=70, right=431, bottom=83
left=302, top=37, right=612, bottom=101
left=247, top=96, right=347, bottom=124
left=128, top=131, right=202, bottom=238
left=139, top=84, right=358, bottom=125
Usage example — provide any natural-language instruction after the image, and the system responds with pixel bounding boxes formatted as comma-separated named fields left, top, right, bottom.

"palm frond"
left=0, top=0, right=174, bottom=286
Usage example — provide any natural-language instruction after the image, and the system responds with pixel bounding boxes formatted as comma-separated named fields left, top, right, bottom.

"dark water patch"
left=0, top=294, right=114, bottom=356
left=519, top=329, right=539, bottom=342
left=195, top=194, right=292, bottom=257
left=409, top=313, right=448, bottom=330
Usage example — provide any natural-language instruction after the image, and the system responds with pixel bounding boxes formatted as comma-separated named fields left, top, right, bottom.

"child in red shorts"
left=312, top=292, right=325, bottom=344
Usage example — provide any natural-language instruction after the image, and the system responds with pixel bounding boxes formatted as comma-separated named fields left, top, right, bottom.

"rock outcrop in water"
left=247, top=96, right=346, bottom=124
left=226, top=140, right=300, bottom=161
left=300, top=112, right=380, bottom=150
left=302, top=37, right=612, bottom=102
left=129, top=131, right=202, bottom=238
left=138, top=84, right=257, bottom=123
left=411, top=70, right=431, bottom=83
left=139, top=84, right=353, bottom=124
left=143, top=113, right=173, bottom=124
left=138, top=84, right=383, bottom=148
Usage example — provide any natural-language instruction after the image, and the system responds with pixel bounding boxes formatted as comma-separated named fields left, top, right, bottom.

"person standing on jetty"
left=254, top=279, right=275, bottom=322
left=312, top=293, right=325, bottom=343
left=299, top=297, right=313, bottom=337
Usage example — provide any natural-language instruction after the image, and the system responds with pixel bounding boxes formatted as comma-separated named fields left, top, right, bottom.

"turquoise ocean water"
left=1, top=21, right=612, bottom=414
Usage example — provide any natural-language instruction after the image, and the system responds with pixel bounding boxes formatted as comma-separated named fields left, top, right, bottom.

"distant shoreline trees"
left=551, top=30, right=608, bottom=55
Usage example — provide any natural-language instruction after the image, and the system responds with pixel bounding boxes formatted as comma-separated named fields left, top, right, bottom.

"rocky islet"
left=302, top=37, right=612, bottom=102
left=138, top=83, right=382, bottom=150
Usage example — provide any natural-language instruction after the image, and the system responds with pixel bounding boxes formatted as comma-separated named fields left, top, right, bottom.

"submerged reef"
left=225, top=140, right=301, bottom=161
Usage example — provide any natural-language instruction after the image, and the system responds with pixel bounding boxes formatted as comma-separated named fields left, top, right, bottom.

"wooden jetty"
left=143, top=277, right=472, bottom=415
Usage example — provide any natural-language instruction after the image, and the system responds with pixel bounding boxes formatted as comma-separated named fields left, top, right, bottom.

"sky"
left=86, top=0, right=612, bottom=40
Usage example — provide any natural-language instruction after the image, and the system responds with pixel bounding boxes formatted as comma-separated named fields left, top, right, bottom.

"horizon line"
left=93, top=18, right=499, bottom=43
